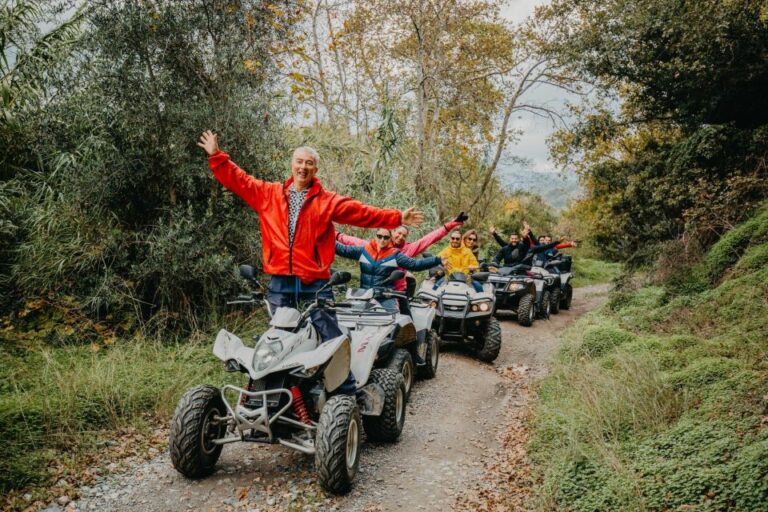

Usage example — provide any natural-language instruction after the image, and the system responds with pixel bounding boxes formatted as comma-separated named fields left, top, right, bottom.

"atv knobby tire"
left=550, top=288, right=561, bottom=315
left=517, top=293, right=535, bottom=327
left=315, top=395, right=361, bottom=494
left=387, top=348, right=415, bottom=398
left=561, top=283, right=573, bottom=310
left=362, top=369, right=406, bottom=442
left=539, top=290, right=551, bottom=319
left=417, top=329, right=439, bottom=380
left=169, top=384, right=227, bottom=478
left=475, top=316, right=502, bottom=362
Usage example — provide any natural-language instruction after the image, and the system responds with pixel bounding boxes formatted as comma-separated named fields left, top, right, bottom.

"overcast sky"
left=498, top=0, right=577, bottom=191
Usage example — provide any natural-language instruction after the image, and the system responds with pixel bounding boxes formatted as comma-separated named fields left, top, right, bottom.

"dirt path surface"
left=54, top=284, right=609, bottom=512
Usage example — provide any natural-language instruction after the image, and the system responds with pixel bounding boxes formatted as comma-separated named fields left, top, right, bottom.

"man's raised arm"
left=332, top=197, right=425, bottom=230
left=200, top=130, right=267, bottom=212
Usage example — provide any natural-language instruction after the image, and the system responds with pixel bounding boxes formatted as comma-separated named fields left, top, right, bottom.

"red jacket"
left=209, top=151, right=402, bottom=283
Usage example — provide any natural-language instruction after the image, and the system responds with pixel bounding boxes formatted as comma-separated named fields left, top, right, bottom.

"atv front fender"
left=213, top=329, right=258, bottom=379
left=273, top=335, right=351, bottom=393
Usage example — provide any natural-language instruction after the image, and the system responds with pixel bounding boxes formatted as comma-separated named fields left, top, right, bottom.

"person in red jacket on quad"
left=198, top=130, right=425, bottom=341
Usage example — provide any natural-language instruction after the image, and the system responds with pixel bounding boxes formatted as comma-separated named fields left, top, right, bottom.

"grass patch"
left=529, top=204, right=768, bottom=512
left=0, top=311, right=267, bottom=507
left=572, top=257, right=623, bottom=287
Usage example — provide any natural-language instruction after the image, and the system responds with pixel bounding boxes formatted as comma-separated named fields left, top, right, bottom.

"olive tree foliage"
left=3, top=0, right=300, bottom=333
left=281, top=0, right=579, bottom=227
left=1, top=0, right=85, bottom=305
left=542, top=0, right=768, bottom=263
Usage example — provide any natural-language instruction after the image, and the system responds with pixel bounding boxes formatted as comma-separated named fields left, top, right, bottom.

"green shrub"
left=667, top=357, right=743, bottom=391
left=633, top=418, right=768, bottom=511
left=578, top=325, right=636, bottom=358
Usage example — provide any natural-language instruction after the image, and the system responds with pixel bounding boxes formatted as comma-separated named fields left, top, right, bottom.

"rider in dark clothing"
left=490, top=223, right=535, bottom=266
left=494, top=238, right=561, bottom=267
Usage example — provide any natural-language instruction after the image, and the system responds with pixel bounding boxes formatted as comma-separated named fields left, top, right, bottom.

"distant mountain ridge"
left=500, top=168, right=581, bottom=210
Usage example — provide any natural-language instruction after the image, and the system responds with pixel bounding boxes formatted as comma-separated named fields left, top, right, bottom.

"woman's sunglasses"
left=376, top=234, right=391, bottom=240
left=467, top=237, right=477, bottom=241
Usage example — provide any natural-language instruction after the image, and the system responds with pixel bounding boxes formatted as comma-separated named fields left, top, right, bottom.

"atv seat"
left=448, top=271, right=467, bottom=282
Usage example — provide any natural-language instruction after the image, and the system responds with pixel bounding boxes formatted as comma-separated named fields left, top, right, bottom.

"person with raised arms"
left=198, top=130, right=425, bottom=340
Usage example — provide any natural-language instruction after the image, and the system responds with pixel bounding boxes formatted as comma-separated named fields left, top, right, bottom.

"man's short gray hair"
left=293, top=146, right=320, bottom=166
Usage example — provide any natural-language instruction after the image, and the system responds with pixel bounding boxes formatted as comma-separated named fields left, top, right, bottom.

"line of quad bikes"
left=168, top=253, right=575, bottom=494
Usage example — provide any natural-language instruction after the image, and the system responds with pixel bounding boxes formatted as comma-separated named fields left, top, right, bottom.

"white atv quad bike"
left=169, top=266, right=406, bottom=495
left=416, top=269, right=502, bottom=362
left=335, top=270, right=439, bottom=399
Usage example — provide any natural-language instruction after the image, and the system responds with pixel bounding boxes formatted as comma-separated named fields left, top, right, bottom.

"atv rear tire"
left=169, top=384, right=227, bottom=478
left=517, top=293, right=535, bottom=327
left=417, top=329, right=439, bottom=380
left=561, top=284, right=573, bottom=310
left=539, top=290, right=551, bottom=319
left=476, top=317, right=502, bottom=362
left=315, top=395, right=361, bottom=494
left=387, top=349, right=415, bottom=398
left=550, top=288, right=561, bottom=315
left=362, top=369, right=406, bottom=442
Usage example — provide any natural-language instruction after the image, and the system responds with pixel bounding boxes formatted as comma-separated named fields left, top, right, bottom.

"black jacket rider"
left=492, top=230, right=560, bottom=267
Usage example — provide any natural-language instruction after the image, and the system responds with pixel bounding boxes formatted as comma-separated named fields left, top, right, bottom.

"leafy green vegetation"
left=0, top=311, right=267, bottom=501
left=529, top=204, right=768, bottom=511
left=546, top=0, right=768, bottom=263
left=571, top=257, right=622, bottom=288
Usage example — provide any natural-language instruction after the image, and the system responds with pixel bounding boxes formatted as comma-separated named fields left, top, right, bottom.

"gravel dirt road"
left=57, top=284, right=609, bottom=512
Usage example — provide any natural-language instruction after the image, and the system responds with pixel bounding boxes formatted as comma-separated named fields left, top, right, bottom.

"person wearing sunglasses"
left=335, top=211, right=470, bottom=298
left=462, top=229, right=480, bottom=259
left=335, top=229, right=446, bottom=311
left=433, top=230, right=484, bottom=292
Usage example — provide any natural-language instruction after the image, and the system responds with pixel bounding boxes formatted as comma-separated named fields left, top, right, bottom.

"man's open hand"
left=197, top=130, right=220, bottom=156
left=402, top=207, right=425, bottom=226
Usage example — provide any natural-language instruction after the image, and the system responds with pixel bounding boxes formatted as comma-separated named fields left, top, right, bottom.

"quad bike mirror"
left=471, top=272, right=490, bottom=282
left=328, top=271, right=352, bottom=287
left=239, top=265, right=261, bottom=287
left=428, top=268, right=445, bottom=278
left=384, top=270, right=406, bottom=284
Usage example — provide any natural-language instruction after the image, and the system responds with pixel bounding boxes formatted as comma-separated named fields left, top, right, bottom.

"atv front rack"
left=212, top=384, right=317, bottom=454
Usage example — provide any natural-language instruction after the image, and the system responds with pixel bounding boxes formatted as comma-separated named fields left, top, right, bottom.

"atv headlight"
left=254, top=340, right=283, bottom=372
left=471, top=304, right=479, bottom=312
left=506, top=282, right=524, bottom=292
left=478, top=301, right=490, bottom=312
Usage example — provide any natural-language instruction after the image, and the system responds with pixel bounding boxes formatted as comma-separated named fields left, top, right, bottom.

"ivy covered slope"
left=530, top=204, right=768, bottom=511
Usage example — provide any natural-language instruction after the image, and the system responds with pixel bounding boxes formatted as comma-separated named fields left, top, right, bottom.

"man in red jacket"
left=198, top=131, right=425, bottom=333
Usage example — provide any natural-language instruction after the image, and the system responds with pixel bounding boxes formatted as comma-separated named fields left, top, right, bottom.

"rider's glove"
left=454, top=211, right=469, bottom=223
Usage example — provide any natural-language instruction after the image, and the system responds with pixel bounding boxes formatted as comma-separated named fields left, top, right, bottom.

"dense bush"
left=1, top=0, right=297, bottom=332
left=530, top=205, right=768, bottom=511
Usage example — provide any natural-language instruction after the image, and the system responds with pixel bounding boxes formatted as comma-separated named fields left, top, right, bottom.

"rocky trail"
left=46, top=284, right=610, bottom=512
